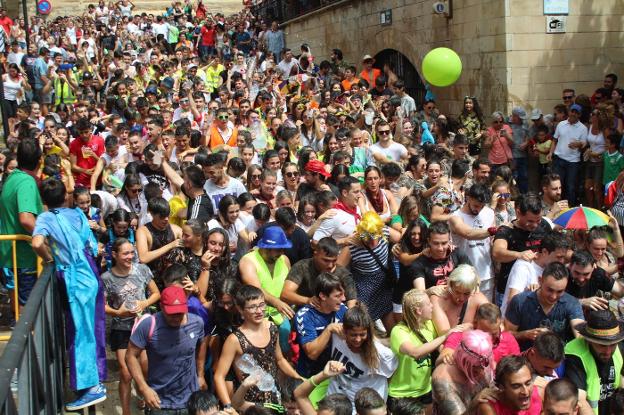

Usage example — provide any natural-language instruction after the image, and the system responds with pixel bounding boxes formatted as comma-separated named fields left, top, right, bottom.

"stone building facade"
left=284, top=0, right=624, bottom=117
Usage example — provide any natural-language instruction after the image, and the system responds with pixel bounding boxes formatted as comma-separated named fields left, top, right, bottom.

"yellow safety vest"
left=565, top=337, right=623, bottom=414
left=243, top=249, right=289, bottom=325
left=204, top=64, right=224, bottom=93
left=54, top=77, right=76, bottom=105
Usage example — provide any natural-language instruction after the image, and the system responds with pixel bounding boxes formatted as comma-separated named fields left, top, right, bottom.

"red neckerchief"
left=334, top=200, right=361, bottom=222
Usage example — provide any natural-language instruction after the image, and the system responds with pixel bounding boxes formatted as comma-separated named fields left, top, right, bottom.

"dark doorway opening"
left=373, top=49, right=426, bottom=107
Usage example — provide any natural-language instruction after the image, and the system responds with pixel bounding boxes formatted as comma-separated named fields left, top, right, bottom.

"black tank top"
left=145, top=222, right=174, bottom=287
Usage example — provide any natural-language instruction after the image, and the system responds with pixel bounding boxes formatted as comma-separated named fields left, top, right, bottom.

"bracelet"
left=201, top=267, right=210, bottom=272
left=309, top=375, right=319, bottom=387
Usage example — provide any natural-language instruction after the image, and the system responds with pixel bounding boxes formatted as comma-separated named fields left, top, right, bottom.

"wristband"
left=487, top=226, right=498, bottom=236
left=309, top=375, right=319, bottom=387
left=223, top=403, right=232, bottom=409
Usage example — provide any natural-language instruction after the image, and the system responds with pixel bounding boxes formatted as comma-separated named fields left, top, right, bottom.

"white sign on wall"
left=546, top=15, right=566, bottom=33
left=544, top=0, right=569, bottom=15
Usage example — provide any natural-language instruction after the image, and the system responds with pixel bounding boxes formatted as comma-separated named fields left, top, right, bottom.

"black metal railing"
left=0, top=266, right=65, bottom=414
left=251, top=0, right=344, bottom=23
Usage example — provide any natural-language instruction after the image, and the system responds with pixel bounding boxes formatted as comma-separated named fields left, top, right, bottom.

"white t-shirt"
left=313, top=208, right=359, bottom=241
left=151, top=22, right=169, bottom=38
left=501, top=260, right=544, bottom=316
left=277, top=59, right=298, bottom=77
left=203, top=177, right=247, bottom=214
left=327, top=334, right=398, bottom=412
left=451, top=207, right=495, bottom=283
left=207, top=218, right=245, bottom=251
left=368, top=141, right=408, bottom=164
left=553, top=119, right=589, bottom=163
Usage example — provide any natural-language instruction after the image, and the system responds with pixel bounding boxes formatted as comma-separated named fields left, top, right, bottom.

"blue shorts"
left=3, top=267, right=37, bottom=305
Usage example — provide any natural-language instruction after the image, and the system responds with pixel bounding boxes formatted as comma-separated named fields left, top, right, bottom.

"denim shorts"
left=3, top=267, right=37, bottom=305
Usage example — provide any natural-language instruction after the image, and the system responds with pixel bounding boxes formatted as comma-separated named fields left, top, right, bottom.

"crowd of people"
left=2, top=1, right=624, bottom=415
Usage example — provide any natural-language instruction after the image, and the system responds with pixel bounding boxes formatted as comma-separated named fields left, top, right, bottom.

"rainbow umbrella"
left=553, top=206, right=610, bottom=230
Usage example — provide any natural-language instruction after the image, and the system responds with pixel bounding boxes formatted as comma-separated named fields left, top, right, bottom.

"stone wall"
left=285, top=0, right=624, bottom=118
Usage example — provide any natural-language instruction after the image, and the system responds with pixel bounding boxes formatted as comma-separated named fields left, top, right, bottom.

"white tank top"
left=3, top=74, right=23, bottom=101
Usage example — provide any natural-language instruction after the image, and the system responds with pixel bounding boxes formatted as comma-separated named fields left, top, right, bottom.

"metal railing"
left=251, top=0, right=344, bottom=23
left=0, top=266, right=65, bottom=414
left=0, top=235, right=43, bottom=341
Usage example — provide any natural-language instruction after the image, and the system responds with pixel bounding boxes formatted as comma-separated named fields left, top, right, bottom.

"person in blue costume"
left=32, top=178, right=107, bottom=411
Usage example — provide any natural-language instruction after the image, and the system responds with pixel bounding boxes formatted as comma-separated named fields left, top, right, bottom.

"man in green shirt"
left=0, top=138, right=43, bottom=311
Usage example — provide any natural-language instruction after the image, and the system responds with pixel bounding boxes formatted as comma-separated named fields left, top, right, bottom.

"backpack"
left=131, top=314, right=156, bottom=342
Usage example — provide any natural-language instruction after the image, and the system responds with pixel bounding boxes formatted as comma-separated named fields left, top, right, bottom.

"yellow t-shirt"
left=535, top=139, right=552, bottom=165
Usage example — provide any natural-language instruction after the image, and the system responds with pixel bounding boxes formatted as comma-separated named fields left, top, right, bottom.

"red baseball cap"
left=160, top=286, right=188, bottom=314
left=305, top=159, right=330, bottom=178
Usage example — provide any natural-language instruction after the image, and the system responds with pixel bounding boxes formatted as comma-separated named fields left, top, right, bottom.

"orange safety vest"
left=359, top=68, right=381, bottom=85
left=208, top=124, right=238, bottom=150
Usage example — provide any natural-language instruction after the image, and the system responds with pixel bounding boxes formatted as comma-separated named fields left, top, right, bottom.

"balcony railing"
left=251, top=0, right=345, bottom=23
left=0, top=266, right=65, bottom=414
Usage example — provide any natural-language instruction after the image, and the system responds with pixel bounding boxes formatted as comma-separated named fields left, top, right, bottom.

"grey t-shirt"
left=102, top=263, right=153, bottom=331
left=130, top=312, right=204, bottom=410
left=203, top=177, right=247, bottom=213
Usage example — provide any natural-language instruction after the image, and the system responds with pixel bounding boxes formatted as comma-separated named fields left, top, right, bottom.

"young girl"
left=207, top=195, right=251, bottom=256
left=214, top=285, right=304, bottom=411
left=74, top=187, right=106, bottom=237
left=326, top=305, right=398, bottom=406
left=102, top=238, right=160, bottom=415
left=101, top=209, right=137, bottom=271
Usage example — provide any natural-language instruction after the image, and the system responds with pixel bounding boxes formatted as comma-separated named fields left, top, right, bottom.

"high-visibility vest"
left=204, top=64, right=224, bottom=93
left=243, top=249, right=289, bottom=325
left=565, top=337, right=623, bottom=414
left=54, top=77, right=76, bottom=105
left=208, top=124, right=238, bottom=150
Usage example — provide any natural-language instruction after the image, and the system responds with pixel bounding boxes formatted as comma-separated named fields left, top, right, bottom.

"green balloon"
left=421, top=47, right=462, bottom=87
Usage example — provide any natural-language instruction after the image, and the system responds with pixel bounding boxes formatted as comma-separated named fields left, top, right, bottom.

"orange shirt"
left=208, top=124, right=238, bottom=150
left=341, top=77, right=359, bottom=92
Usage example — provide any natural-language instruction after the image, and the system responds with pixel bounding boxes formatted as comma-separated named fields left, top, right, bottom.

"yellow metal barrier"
left=0, top=235, right=43, bottom=337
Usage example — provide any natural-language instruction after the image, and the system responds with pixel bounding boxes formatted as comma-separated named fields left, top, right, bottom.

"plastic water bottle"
left=251, top=121, right=267, bottom=151
left=255, top=370, right=275, bottom=392
left=236, top=354, right=257, bottom=374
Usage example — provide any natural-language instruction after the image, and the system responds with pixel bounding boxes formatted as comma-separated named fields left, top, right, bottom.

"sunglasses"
left=378, top=130, right=391, bottom=135
left=217, top=115, right=229, bottom=120
left=498, top=193, right=511, bottom=199
left=128, top=187, right=143, bottom=193
left=179, top=99, right=189, bottom=103
left=251, top=174, right=261, bottom=179
left=285, top=171, right=299, bottom=178
left=563, top=95, right=574, bottom=100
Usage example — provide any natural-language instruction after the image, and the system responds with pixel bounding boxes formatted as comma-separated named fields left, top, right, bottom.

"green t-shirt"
left=168, top=25, right=180, bottom=43
left=603, top=150, right=624, bottom=184
left=0, top=170, right=43, bottom=269
left=388, top=320, right=437, bottom=398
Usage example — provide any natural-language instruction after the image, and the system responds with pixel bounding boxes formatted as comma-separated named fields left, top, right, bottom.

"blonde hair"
left=448, top=264, right=480, bottom=293
left=402, top=289, right=429, bottom=332
left=356, top=211, right=385, bottom=241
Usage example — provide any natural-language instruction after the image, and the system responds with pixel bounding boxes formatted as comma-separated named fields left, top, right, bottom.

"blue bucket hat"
left=257, top=226, right=292, bottom=249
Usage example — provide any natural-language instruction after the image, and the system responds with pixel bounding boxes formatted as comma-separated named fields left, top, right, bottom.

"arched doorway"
left=373, top=49, right=426, bottom=106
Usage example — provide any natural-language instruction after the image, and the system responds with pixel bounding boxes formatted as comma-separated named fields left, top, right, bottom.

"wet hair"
left=217, top=195, right=239, bottom=223
left=186, top=390, right=219, bottom=413
left=317, top=394, right=352, bottom=415
left=542, top=262, right=569, bottom=282
left=401, top=289, right=429, bottom=332
left=40, top=177, right=66, bottom=208
left=147, top=197, right=170, bottom=217
left=316, top=237, right=340, bottom=257
left=570, top=250, right=595, bottom=267
left=466, top=183, right=491, bottom=204
left=400, top=218, right=427, bottom=254
left=545, top=378, right=578, bottom=409
left=428, top=221, right=450, bottom=238
left=541, top=230, right=570, bottom=253
left=235, top=284, right=264, bottom=308
left=252, top=203, right=271, bottom=222
left=516, top=192, right=543, bottom=215
left=162, top=263, right=188, bottom=286
left=343, top=305, right=378, bottom=370
left=448, top=264, right=480, bottom=293
left=475, top=303, right=501, bottom=324
left=533, top=331, right=564, bottom=363
left=111, top=237, right=132, bottom=254
left=495, top=355, right=532, bottom=388
left=184, top=165, right=206, bottom=188
left=17, top=138, right=42, bottom=171
left=275, top=206, right=296, bottom=228
left=315, top=272, right=344, bottom=297
left=354, top=388, right=386, bottom=414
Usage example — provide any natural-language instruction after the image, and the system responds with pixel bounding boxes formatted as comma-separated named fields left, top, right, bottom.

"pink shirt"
left=488, top=386, right=542, bottom=415
left=444, top=330, right=520, bottom=363
left=487, top=124, right=513, bottom=165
